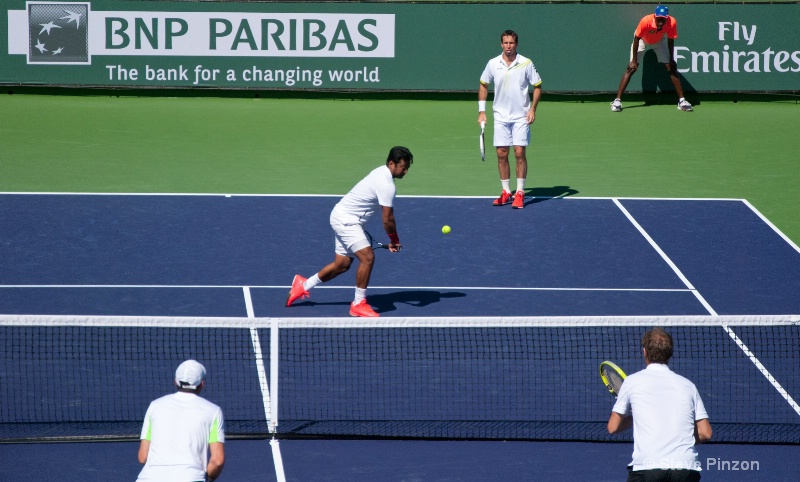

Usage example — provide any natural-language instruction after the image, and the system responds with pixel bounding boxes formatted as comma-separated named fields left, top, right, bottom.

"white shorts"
left=330, top=216, right=370, bottom=257
left=632, top=37, right=670, bottom=64
left=493, top=121, right=530, bottom=147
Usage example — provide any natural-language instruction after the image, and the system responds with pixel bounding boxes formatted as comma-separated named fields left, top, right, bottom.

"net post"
left=269, top=317, right=280, bottom=433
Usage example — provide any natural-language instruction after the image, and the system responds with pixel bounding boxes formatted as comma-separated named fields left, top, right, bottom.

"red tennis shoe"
left=512, top=191, right=525, bottom=209
left=349, top=299, right=379, bottom=317
left=285, top=275, right=309, bottom=307
left=492, top=190, right=513, bottom=206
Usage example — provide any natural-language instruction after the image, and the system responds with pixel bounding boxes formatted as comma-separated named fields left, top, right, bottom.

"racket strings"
left=602, top=367, right=624, bottom=394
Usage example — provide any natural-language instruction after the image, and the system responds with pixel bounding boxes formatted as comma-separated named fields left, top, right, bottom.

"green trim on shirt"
left=209, top=417, right=220, bottom=443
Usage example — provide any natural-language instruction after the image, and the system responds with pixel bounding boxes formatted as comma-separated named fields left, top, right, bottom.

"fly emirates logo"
left=676, top=21, right=800, bottom=74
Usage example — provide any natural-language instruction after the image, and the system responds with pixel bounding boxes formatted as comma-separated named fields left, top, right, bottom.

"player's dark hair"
left=501, top=30, right=518, bottom=43
left=387, top=146, right=413, bottom=166
left=642, top=327, right=673, bottom=364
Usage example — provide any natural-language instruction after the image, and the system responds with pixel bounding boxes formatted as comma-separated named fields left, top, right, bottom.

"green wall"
left=3, top=1, right=799, bottom=92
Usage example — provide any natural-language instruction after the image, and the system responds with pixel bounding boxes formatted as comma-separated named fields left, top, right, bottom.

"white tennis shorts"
left=493, top=121, right=530, bottom=148
left=632, top=36, right=671, bottom=64
left=330, top=218, right=370, bottom=256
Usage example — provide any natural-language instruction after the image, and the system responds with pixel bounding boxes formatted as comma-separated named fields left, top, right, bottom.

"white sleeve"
left=376, top=183, right=396, bottom=208
left=140, top=404, right=154, bottom=440
left=480, top=60, right=493, bottom=85
left=528, top=62, right=542, bottom=87
left=612, top=381, right=632, bottom=416
left=694, top=387, right=709, bottom=421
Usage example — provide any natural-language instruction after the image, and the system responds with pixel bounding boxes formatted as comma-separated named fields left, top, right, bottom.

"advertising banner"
left=2, top=1, right=799, bottom=92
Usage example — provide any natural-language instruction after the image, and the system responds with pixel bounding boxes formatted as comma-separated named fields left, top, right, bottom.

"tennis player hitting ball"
left=286, top=146, right=413, bottom=317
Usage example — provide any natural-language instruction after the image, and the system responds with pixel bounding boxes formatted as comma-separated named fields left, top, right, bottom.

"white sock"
left=516, top=178, right=526, bottom=193
left=354, top=287, right=367, bottom=304
left=679, top=97, right=686, bottom=103
left=304, top=274, right=322, bottom=290
left=501, top=180, right=511, bottom=193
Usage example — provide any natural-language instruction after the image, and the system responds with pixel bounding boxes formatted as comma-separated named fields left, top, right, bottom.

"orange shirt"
left=634, top=14, right=678, bottom=45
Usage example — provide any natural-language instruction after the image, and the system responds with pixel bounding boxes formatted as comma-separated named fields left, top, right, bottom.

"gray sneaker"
left=678, top=99, right=694, bottom=112
left=610, top=99, right=622, bottom=112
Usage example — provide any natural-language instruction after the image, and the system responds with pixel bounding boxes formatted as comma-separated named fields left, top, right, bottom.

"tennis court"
left=3, top=0, right=800, bottom=476
left=1, top=192, right=799, bottom=481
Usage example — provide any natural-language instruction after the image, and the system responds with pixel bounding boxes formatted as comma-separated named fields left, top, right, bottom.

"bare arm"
left=607, top=411, right=633, bottom=434
left=695, top=418, right=712, bottom=444
left=382, top=206, right=401, bottom=252
left=628, top=37, right=642, bottom=70
left=528, top=85, right=542, bottom=124
left=206, top=442, right=225, bottom=481
left=137, top=439, right=150, bottom=465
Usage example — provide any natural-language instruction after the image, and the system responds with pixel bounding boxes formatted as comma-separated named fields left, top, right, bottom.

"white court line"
left=244, top=287, right=287, bottom=482
left=741, top=199, right=800, bottom=254
left=0, top=191, right=752, bottom=201
left=0, top=284, right=693, bottom=292
left=270, top=438, right=287, bottom=482
left=613, top=198, right=718, bottom=314
left=723, top=325, right=800, bottom=418
left=613, top=198, right=799, bottom=419
left=242, top=286, right=255, bottom=318
left=245, top=288, right=271, bottom=427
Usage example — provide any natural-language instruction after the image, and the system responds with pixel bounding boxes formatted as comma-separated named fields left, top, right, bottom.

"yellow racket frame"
left=599, top=360, right=627, bottom=397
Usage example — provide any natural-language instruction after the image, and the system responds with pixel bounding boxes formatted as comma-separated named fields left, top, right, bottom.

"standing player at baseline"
left=611, top=5, right=693, bottom=112
left=137, top=360, right=225, bottom=482
left=478, top=29, right=542, bottom=209
left=286, top=146, right=413, bottom=317
left=608, top=328, right=712, bottom=482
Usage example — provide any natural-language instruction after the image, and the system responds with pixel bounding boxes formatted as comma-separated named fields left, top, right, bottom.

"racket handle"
left=480, top=121, right=486, bottom=130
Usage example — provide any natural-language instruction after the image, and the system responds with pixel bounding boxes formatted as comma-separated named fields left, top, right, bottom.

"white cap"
left=175, top=359, right=206, bottom=390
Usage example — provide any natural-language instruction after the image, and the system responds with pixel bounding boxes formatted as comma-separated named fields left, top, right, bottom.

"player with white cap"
left=137, top=360, right=225, bottom=482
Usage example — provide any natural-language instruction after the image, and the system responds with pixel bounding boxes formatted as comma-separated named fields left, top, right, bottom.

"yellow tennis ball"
left=442, top=225, right=451, bottom=234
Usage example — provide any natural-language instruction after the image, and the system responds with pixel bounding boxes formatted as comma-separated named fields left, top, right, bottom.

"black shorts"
left=626, top=467, right=701, bottom=482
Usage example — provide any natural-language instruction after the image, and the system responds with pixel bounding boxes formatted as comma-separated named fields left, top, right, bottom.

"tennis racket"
left=364, top=230, right=397, bottom=251
left=599, top=361, right=627, bottom=398
left=479, top=121, right=486, bottom=161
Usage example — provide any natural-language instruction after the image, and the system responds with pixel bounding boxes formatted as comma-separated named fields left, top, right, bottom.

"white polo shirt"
left=330, top=165, right=396, bottom=226
left=613, top=363, right=708, bottom=472
left=479, top=53, right=542, bottom=123
left=137, top=391, right=225, bottom=482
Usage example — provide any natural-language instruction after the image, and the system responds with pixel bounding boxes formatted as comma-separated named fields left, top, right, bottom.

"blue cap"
left=655, top=5, right=669, bottom=17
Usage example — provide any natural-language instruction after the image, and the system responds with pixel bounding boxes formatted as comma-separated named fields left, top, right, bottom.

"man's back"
left=614, top=364, right=706, bottom=471
left=137, top=392, right=224, bottom=482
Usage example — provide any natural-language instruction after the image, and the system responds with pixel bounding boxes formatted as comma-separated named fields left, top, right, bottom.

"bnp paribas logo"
left=27, top=2, right=90, bottom=64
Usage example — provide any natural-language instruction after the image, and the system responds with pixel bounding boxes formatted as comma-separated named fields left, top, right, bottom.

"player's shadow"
left=523, top=186, right=579, bottom=206
left=632, top=50, right=699, bottom=107
left=368, top=290, right=466, bottom=314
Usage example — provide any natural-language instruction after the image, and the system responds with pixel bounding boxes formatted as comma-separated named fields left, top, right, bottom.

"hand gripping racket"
left=599, top=361, right=627, bottom=398
left=479, top=121, right=486, bottom=161
left=364, top=230, right=400, bottom=251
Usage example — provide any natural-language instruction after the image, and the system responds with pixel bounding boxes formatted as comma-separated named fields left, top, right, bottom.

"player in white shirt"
left=608, top=328, right=712, bottom=482
left=137, top=360, right=225, bottom=482
left=478, top=30, right=543, bottom=209
left=285, top=146, right=413, bottom=317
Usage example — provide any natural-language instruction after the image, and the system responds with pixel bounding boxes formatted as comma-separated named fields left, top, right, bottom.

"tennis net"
left=1, top=315, right=798, bottom=443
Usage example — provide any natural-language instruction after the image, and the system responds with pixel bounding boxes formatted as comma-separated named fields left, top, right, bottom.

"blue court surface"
left=1, top=193, right=799, bottom=481
left=2, top=194, right=798, bottom=317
